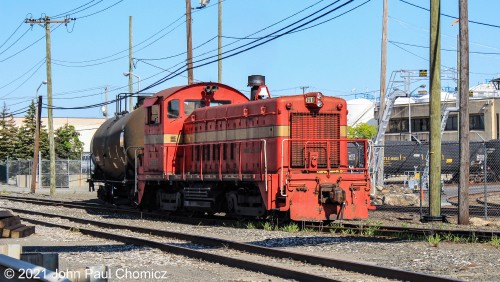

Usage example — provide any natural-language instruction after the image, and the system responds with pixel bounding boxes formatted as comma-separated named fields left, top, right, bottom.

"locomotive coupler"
left=319, top=183, right=345, bottom=204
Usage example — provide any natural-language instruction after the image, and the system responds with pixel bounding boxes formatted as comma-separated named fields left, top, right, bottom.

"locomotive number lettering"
left=305, top=96, right=315, bottom=103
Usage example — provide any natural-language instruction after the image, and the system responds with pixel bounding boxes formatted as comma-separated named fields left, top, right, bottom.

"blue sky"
left=1, top=0, right=499, bottom=118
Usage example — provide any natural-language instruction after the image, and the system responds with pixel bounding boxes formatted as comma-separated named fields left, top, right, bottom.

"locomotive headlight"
left=305, top=92, right=324, bottom=109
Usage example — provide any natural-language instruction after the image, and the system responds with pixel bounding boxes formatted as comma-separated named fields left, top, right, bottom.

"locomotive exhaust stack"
left=248, top=75, right=271, bottom=100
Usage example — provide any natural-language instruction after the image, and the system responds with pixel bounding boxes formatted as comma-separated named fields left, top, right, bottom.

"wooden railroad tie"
left=0, top=210, right=35, bottom=238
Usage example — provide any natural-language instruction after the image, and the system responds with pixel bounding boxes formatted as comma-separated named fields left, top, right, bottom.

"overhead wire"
left=51, top=0, right=103, bottom=19
left=45, top=0, right=366, bottom=110
left=0, top=28, right=31, bottom=57
left=0, top=19, right=26, bottom=51
left=398, top=0, right=500, bottom=29
left=0, top=59, right=46, bottom=100
left=52, top=14, right=186, bottom=65
left=0, top=23, right=63, bottom=63
left=389, top=40, right=500, bottom=55
left=137, top=0, right=327, bottom=63
left=142, top=0, right=356, bottom=92
left=0, top=57, right=46, bottom=91
left=76, top=0, right=125, bottom=20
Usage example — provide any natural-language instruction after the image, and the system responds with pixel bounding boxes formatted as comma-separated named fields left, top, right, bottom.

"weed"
left=281, top=222, right=300, bottom=233
left=490, top=236, right=500, bottom=247
left=246, top=222, right=256, bottom=229
left=442, top=233, right=454, bottom=242
left=261, top=222, right=273, bottom=231
left=427, top=234, right=441, bottom=247
left=340, top=229, right=356, bottom=235
left=401, top=222, right=410, bottom=228
left=362, top=225, right=380, bottom=237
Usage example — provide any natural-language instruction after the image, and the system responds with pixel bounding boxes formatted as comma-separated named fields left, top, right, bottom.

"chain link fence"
left=371, top=141, right=500, bottom=220
left=0, top=158, right=92, bottom=189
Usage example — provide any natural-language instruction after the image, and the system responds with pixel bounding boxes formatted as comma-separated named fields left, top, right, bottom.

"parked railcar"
left=90, top=76, right=373, bottom=221
left=382, top=140, right=500, bottom=183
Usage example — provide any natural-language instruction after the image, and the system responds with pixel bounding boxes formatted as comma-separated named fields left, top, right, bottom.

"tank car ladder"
left=370, top=85, right=407, bottom=193
left=421, top=98, right=459, bottom=190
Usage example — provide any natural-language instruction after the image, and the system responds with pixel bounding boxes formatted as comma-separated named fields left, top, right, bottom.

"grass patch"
left=261, top=221, right=274, bottom=231
left=427, top=234, right=441, bottom=247
left=490, top=236, right=500, bottom=247
left=281, top=222, right=300, bottom=233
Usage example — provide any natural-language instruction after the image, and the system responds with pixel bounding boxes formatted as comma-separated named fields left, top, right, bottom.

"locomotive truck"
left=90, top=76, right=373, bottom=221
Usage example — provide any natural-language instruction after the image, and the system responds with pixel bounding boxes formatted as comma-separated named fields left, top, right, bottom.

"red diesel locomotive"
left=90, top=75, right=372, bottom=221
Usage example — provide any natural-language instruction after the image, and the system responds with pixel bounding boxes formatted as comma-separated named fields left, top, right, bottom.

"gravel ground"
left=1, top=192, right=499, bottom=281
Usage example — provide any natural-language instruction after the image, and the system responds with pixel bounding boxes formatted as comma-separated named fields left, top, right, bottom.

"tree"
left=12, top=101, right=38, bottom=159
left=348, top=122, right=377, bottom=139
left=55, top=124, right=83, bottom=159
left=0, top=103, right=18, bottom=160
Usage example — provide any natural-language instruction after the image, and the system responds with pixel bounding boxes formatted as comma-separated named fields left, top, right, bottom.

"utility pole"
left=300, top=86, right=309, bottom=94
left=458, top=0, right=470, bottom=225
left=379, top=0, right=388, bottom=119
left=25, top=16, right=74, bottom=196
left=425, top=0, right=444, bottom=222
left=129, top=16, right=134, bottom=112
left=376, top=0, right=388, bottom=191
left=218, top=0, right=223, bottom=83
left=31, top=95, right=43, bottom=193
left=105, top=86, right=109, bottom=117
left=186, top=0, right=194, bottom=85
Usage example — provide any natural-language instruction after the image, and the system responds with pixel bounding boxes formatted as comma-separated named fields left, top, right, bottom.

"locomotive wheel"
left=226, top=192, right=238, bottom=215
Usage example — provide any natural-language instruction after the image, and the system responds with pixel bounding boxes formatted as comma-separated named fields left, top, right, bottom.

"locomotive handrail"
left=125, top=146, right=144, bottom=196
left=160, top=139, right=268, bottom=185
left=280, top=138, right=369, bottom=197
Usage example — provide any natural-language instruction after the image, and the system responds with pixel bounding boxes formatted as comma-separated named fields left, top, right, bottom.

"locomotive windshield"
left=183, top=99, right=230, bottom=115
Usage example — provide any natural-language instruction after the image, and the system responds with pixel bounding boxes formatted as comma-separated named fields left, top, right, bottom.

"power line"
left=43, top=0, right=364, bottom=111
left=398, top=0, right=500, bottom=29
left=389, top=40, right=500, bottom=55
left=0, top=59, right=46, bottom=99
left=52, top=14, right=185, bottom=65
left=77, top=0, right=125, bottom=19
left=388, top=40, right=497, bottom=76
left=0, top=24, right=63, bottom=63
left=0, top=19, right=26, bottom=51
left=138, top=0, right=327, bottom=63
left=0, top=58, right=46, bottom=91
left=52, top=0, right=103, bottom=19
left=0, top=28, right=31, bottom=57
left=142, top=0, right=357, bottom=92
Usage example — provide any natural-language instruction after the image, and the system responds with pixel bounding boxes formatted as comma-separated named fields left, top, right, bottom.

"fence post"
left=6, top=157, right=8, bottom=185
left=483, top=140, right=488, bottom=219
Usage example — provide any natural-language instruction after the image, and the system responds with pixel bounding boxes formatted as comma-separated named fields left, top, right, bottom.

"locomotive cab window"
left=168, top=99, right=180, bottom=119
left=148, top=104, right=160, bottom=124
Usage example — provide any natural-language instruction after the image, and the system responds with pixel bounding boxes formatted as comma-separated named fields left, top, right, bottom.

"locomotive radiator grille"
left=290, top=113, right=340, bottom=168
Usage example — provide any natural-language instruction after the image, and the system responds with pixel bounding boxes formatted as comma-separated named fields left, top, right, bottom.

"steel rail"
left=9, top=207, right=461, bottom=282
left=20, top=217, right=336, bottom=282
left=310, top=224, right=500, bottom=240
left=0, top=195, right=237, bottom=226
left=2, top=195, right=498, bottom=240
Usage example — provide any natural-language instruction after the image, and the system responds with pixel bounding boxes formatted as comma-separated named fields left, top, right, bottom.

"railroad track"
left=1, top=195, right=498, bottom=241
left=0, top=194, right=238, bottom=226
left=6, top=206, right=460, bottom=282
left=375, top=203, right=500, bottom=217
